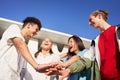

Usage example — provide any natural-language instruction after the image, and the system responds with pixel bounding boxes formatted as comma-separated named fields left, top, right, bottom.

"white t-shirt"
left=24, top=52, right=60, bottom=80
left=0, top=24, right=25, bottom=80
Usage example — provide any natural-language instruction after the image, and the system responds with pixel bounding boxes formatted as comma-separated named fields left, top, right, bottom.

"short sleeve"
left=3, top=24, right=24, bottom=45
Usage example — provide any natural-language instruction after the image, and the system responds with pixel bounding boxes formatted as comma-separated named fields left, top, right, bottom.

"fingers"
left=37, top=64, right=52, bottom=72
left=45, top=67, right=59, bottom=75
left=59, top=77, right=64, bottom=80
left=59, top=75, right=67, bottom=80
left=45, top=70, right=52, bottom=75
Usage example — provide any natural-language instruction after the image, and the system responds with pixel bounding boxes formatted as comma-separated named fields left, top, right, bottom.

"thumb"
left=59, top=76, right=64, bottom=80
left=59, top=76, right=66, bottom=80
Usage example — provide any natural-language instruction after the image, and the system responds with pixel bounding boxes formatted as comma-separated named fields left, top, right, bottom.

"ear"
left=26, top=23, right=31, bottom=29
left=97, top=14, right=102, bottom=19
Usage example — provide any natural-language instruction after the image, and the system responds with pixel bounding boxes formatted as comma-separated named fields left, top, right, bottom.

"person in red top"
left=88, top=10, right=120, bottom=80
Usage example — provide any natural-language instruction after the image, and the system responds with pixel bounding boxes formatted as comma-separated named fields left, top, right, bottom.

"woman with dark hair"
left=63, top=35, right=91, bottom=80
left=60, top=35, right=87, bottom=66
left=46, top=35, right=91, bottom=80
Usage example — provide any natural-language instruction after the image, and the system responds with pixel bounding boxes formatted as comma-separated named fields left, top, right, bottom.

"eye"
left=89, top=18, right=92, bottom=22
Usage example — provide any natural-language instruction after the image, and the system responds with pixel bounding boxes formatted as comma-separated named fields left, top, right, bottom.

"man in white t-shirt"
left=0, top=17, right=54, bottom=80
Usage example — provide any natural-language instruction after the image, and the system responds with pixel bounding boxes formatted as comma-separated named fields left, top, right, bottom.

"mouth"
left=26, top=35, right=31, bottom=38
left=69, top=46, right=73, bottom=50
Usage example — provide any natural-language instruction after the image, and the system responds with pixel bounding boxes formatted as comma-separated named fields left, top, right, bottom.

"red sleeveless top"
left=99, top=26, right=120, bottom=80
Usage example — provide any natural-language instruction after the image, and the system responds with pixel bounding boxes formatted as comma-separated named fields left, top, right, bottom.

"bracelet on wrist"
left=35, top=64, right=40, bottom=72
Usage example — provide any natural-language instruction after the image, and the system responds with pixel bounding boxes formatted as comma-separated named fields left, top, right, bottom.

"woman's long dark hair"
left=68, top=35, right=85, bottom=56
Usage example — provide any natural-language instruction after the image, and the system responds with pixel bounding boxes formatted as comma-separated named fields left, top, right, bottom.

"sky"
left=0, top=0, right=120, bottom=40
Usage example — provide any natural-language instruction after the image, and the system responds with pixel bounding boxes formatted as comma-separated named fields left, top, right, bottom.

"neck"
left=74, top=50, right=80, bottom=55
left=41, top=49, right=50, bottom=55
left=99, top=22, right=111, bottom=32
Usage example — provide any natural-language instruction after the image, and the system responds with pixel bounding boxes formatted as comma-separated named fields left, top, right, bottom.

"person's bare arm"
left=12, top=37, right=52, bottom=72
left=60, top=53, right=68, bottom=59
left=63, top=55, right=80, bottom=67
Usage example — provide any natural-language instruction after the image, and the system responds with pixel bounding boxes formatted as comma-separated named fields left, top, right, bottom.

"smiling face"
left=89, top=15, right=100, bottom=29
left=68, top=38, right=79, bottom=54
left=89, top=10, right=109, bottom=30
left=40, top=38, right=52, bottom=51
left=26, top=23, right=40, bottom=38
left=22, top=17, right=42, bottom=38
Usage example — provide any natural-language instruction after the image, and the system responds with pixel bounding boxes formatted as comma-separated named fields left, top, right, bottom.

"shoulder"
left=116, top=24, right=120, bottom=31
left=83, top=49, right=88, bottom=52
left=8, top=24, right=20, bottom=29
left=5, top=24, right=21, bottom=34
left=78, top=49, right=88, bottom=57
left=51, top=53, right=59, bottom=57
left=116, top=24, right=120, bottom=27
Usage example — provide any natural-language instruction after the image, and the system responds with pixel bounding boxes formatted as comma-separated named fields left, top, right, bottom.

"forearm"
left=13, top=38, right=37, bottom=69
left=64, top=55, right=80, bottom=67
left=60, top=53, right=68, bottom=59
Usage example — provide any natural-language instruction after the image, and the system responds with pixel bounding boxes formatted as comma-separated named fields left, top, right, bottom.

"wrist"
left=35, top=64, right=40, bottom=72
left=66, top=68, right=71, bottom=74
left=64, top=62, right=68, bottom=68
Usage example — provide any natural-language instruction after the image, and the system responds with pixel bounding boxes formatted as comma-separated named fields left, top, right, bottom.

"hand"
left=37, top=62, right=58, bottom=73
left=45, top=62, right=64, bottom=75
left=45, top=67, right=59, bottom=75
left=46, top=68, right=70, bottom=80
left=59, top=68, right=71, bottom=80
left=55, top=61, right=67, bottom=70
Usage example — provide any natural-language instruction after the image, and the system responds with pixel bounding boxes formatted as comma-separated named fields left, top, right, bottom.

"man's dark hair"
left=22, top=17, right=42, bottom=30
